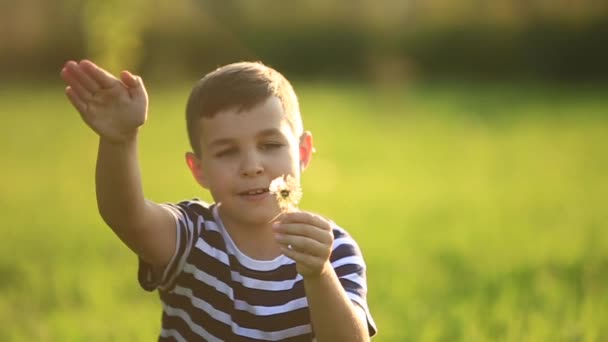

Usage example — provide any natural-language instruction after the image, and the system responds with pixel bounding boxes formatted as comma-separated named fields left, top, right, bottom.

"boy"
left=60, top=60, right=377, bottom=341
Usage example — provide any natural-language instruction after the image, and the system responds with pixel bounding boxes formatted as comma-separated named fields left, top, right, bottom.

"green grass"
left=1, top=81, right=607, bottom=341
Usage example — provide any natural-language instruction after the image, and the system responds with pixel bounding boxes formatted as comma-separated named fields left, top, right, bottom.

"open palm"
left=60, top=60, right=148, bottom=143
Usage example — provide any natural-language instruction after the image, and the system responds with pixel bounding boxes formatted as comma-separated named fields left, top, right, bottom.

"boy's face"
left=186, top=96, right=313, bottom=228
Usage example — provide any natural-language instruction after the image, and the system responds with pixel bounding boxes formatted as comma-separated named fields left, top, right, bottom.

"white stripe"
left=159, top=204, right=194, bottom=290
left=210, top=205, right=295, bottom=272
left=163, top=304, right=222, bottom=342
left=167, top=202, right=197, bottom=235
left=235, top=323, right=311, bottom=341
left=340, top=273, right=367, bottom=291
left=204, top=219, right=222, bottom=233
left=234, top=297, right=309, bottom=316
left=332, top=237, right=353, bottom=249
left=227, top=245, right=293, bottom=272
left=160, top=329, right=186, bottom=342
left=346, top=291, right=375, bottom=331
left=184, top=263, right=234, bottom=299
left=231, top=251, right=293, bottom=272
left=158, top=221, right=182, bottom=290
left=197, top=215, right=207, bottom=232
left=185, top=208, right=196, bottom=231
left=346, top=291, right=365, bottom=308
left=172, top=286, right=312, bottom=341
left=173, top=286, right=232, bottom=324
left=231, top=271, right=303, bottom=291
left=172, top=205, right=191, bottom=231
left=184, top=252, right=364, bottom=295
left=183, top=264, right=309, bottom=315
left=195, top=237, right=230, bottom=265
left=331, top=255, right=365, bottom=269
left=161, top=203, right=181, bottom=220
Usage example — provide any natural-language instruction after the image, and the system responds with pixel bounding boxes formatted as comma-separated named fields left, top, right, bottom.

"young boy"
left=60, top=60, right=377, bottom=341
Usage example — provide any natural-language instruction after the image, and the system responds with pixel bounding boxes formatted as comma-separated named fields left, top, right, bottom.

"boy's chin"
left=220, top=205, right=281, bottom=228
left=248, top=209, right=281, bottom=226
left=222, top=206, right=280, bottom=228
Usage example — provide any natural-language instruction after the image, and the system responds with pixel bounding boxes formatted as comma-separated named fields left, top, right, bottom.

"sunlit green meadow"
left=1, top=81, right=607, bottom=341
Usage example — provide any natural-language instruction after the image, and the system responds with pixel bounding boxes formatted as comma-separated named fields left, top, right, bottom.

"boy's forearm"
left=95, top=136, right=146, bottom=233
left=304, top=268, right=369, bottom=342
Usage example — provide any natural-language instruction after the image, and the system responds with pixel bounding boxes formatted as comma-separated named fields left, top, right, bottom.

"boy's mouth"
left=238, top=188, right=269, bottom=196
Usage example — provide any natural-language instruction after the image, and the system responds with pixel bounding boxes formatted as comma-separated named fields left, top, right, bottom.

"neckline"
left=212, top=204, right=291, bottom=271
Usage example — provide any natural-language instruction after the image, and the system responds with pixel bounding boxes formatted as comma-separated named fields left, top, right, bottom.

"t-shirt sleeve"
left=138, top=200, right=202, bottom=292
left=330, top=226, right=378, bottom=337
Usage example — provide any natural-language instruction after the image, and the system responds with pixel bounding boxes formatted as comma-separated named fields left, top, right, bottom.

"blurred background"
left=1, top=1, right=607, bottom=341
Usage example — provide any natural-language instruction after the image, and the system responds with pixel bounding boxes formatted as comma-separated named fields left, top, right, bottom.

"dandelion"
left=269, top=174, right=302, bottom=213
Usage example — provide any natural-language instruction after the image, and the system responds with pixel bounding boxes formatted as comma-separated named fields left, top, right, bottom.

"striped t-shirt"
left=139, top=199, right=377, bottom=341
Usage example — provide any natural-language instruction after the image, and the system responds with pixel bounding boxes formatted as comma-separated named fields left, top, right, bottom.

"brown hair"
left=186, top=61, right=302, bottom=157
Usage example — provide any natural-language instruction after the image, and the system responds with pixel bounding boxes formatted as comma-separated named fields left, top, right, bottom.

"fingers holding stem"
left=274, top=229, right=328, bottom=257
left=272, top=216, right=334, bottom=277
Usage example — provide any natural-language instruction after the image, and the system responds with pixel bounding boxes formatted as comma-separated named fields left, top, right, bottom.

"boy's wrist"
left=301, top=261, right=333, bottom=282
left=99, top=128, right=140, bottom=146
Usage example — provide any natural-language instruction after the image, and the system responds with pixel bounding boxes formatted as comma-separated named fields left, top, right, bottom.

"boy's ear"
left=299, top=131, right=314, bottom=171
left=185, top=152, right=209, bottom=189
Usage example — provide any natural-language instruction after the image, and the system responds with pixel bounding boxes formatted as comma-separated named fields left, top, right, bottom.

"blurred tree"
left=81, top=0, right=148, bottom=74
left=1, top=0, right=607, bottom=81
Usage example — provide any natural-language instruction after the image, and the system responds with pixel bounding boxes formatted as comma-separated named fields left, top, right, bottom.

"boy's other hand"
left=60, top=60, right=148, bottom=143
left=273, top=212, right=334, bottom=278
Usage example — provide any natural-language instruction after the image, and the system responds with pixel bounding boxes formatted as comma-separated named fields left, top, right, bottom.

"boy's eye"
left=215, top=148, right=237, bottom=157
left=260, top=142, right=284, bottom=151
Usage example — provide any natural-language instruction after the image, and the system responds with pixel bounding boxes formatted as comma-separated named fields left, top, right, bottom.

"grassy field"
left=1, top=81, right=607, bottom=341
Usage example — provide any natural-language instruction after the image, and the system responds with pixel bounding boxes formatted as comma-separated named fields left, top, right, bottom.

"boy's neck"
left=217, top=209, right=283, bottom=261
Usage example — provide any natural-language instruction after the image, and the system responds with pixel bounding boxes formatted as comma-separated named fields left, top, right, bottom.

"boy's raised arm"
left=60, top=60, right=176, bottom=269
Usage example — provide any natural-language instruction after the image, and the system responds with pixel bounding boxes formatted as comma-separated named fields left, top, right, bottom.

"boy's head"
left=186, top=61, right=303, bottom=158
left=184, top=62, right=314, bottom=226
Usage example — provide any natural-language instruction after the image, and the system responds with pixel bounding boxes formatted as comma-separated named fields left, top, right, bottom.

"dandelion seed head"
left=269, top=174, right=302, bottom=212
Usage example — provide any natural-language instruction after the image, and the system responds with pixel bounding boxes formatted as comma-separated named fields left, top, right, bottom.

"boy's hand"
left=273, top=212, right=334, bottom=278
left=60, top=60, right=148, bottom=143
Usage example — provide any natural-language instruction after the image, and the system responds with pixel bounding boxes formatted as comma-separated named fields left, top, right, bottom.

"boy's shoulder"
left=165, top=198, right=216, bottom=222
left=329, top=221, right=365, bottom=255
left=329, top=220, right=356, bottom=241
left=174, top=197, right=212, bottom=208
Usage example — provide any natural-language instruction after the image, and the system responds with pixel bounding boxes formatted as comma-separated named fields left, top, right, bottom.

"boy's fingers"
left=120, top=71, right=147, bottom=100
left=61, top=67, right=92, bottom=102
left=79, top=60, right=117, bottom=89
left=274, top=222, right=332, bottom=245
left=280, top=245, right=319, bottom=266
left=65, top=86, right=88, bottom=117
left=64, top=61, right=99, bottom=93
left=275, top=234, right=327, bottom=256
left=120, top=71, right=138, bottom=88
left=279, top=212, right=332, bottom=232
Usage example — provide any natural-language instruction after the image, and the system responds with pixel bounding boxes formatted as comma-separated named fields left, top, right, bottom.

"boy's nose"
left=240, top=153, right=264, bottom=177
left=241, top=165, right=263, bottom=177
